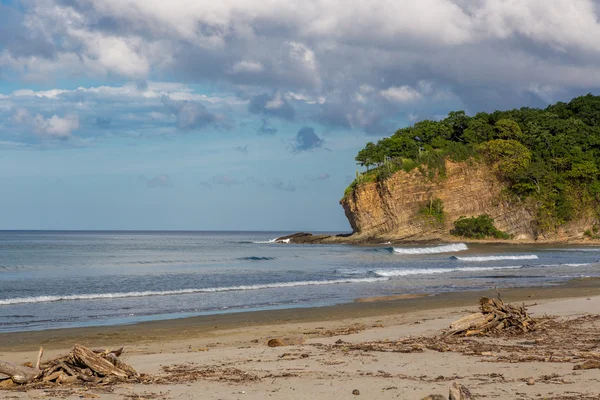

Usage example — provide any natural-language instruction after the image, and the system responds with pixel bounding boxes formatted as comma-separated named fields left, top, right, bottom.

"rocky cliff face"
left=339, top=161, right=594, bottom=242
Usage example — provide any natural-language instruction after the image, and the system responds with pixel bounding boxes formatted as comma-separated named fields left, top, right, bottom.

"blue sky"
left=1, top=0, right=600, bottom=230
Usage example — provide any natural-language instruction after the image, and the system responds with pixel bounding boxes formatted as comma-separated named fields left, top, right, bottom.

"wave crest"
left=452, top=255, right=538, bottom=262
left=373, top=265, right=522, bottom=277
left=393, top=243, right=468, bottom=255
left=0, top=277, right=388, bottom=306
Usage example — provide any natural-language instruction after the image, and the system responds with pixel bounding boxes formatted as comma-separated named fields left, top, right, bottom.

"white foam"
left=393, top=243, right=468, bottom=255
left=252, top=238, right=278, bottom=244
left=556, top=248, right=600, bottom=252
left=252, top=238, right=290, bottom=244
left=561, top=263, right=592, bottom=267
left=0, top=277, right=388, bottom=306
left=374, top=265, right=522, bottom=277
left=453, top=255, right=538, bottom=262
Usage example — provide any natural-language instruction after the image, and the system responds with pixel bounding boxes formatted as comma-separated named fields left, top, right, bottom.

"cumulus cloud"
left=161, top=95, right=226, bottom=130
left=12, top=108, right=79, bottom=139
left=231, top=60, right=264, bottom=74
left=248, top=93, right=295, bottom=121
left=292, top=126, right=324, bottom=153
left=380, top=86, right=423, bottom=103
left=2, top=0, right=600, bottom=141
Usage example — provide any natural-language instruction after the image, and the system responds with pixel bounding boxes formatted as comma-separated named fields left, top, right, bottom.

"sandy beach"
left=2, top=278, right=600, bottom=399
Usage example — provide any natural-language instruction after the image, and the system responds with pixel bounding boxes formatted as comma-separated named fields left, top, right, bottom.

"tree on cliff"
left=349, top=93, right=600, bottom=233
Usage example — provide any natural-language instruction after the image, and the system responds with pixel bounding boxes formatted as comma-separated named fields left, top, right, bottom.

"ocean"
left=1, top=231, right=599, bottom=333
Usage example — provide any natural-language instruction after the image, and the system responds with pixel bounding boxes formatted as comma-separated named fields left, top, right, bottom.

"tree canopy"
left=349, top=94, right=600, bottom=233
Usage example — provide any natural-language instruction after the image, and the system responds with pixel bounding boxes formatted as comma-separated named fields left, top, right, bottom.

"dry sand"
left=2, top=279, right=600, bottom=399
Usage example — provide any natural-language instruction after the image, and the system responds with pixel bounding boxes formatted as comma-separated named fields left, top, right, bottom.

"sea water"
left=1, top=231, right=599, bottom=332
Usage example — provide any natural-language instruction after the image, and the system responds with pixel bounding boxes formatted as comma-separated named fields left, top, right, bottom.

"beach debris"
left=449, top=382, right=473, bottom=400
left=322, top=323, right=367, bottom=337
left=0, top=344, right=138, bottom=388
left=421, top=395, right=446, bottom=400
left=267, top=337, right=305, bottom=347
left=352, top=389, right=360, bottom=395
left=573, top=360, right=600, bottom=370
left=155, top=364, right=259, bottom=384
left=445, top=297, right=537, bottom=336
left=526, top=377, right=535, bottom=385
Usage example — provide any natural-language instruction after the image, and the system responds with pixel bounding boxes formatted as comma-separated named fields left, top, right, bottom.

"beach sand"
left=2, top=278, right=600, bottom=399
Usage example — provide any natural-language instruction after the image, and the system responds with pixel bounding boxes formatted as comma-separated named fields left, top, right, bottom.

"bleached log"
left=72, top=344, right=128, bottom=379
left=0, top=360, right=40, bottom=384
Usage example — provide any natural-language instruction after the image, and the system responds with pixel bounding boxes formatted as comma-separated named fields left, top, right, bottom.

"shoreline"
left=282, top=232, right=600, bottom=246
left=2, top=277, right=600, bottom=353
left=276, top=231, right=600, bottom=245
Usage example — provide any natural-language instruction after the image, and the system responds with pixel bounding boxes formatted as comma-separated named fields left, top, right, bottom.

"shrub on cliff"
left=450, top=214, right=512, bottom=239
left=419, top=198, right=445, bottom=224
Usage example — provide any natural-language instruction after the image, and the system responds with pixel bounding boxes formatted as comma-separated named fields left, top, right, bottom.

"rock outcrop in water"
left=282, top=161, right=597, bottom=244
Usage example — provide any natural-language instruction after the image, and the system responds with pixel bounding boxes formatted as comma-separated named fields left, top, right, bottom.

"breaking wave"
left=373, top=265, right=522, bottom=277
left=451, top=255, right=538, bottom=262
left=252, top=238, right=290, bottom=244
left=393, top=243, right=468, bottom=255
left=0, top=277, right=388, bottom=306
left=252, top=238, right=278, bottom=244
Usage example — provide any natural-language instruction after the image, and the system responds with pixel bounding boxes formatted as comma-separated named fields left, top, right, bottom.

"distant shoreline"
left=2, top=277, right=599, bottom=353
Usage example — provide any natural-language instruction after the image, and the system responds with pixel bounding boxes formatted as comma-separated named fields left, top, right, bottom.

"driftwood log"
left=0, top=360, right=40, bottom=384
left=445, top=297, right=536, bottom=337
left=0, top=344, right=138, bottom=387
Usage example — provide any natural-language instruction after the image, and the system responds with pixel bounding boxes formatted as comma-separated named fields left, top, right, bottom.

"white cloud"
left=380, top=86, right=423, bottom=103
left=12, top=108, right=79, bottom=139
left=3, top=0, right=600, bottom=138
left=35, top=114, right=79, bottom=138
left=231, top=60, right=264, bottom=74
left=12, top=89, right=69, bottom=99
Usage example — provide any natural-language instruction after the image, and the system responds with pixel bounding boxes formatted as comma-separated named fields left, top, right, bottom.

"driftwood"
left=0, top=344, right=138, bottom=388
left=449, top=382, right=473, bottom=400
left=421, top=383, right=473, bottom=400
left=0, top=360, right=40, bottom=384
left=445, top=297, right=536, bottom=337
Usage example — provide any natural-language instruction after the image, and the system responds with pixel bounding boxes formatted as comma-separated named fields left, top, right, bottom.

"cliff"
left=337, top=161, right=597, bottom=242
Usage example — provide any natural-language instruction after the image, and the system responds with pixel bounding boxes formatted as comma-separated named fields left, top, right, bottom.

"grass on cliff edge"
left=344, top=94, right=600, bottom=234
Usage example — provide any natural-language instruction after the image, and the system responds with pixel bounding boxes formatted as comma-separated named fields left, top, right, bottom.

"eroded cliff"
left=338, top=161, right=596, bottom=242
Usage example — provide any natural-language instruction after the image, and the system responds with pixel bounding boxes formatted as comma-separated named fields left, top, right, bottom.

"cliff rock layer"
left=340, top=161, right=594, bottom=242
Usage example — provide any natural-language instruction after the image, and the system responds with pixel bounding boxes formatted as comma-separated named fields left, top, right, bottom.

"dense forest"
left=348, top=94, right=600, bottom=234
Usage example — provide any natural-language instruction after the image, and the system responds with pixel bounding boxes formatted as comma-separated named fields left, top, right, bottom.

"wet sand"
left=2, top=277, right=600, bottom=352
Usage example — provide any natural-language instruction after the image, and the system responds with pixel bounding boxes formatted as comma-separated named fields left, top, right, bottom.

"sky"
left=1, top=0, right=600, bottom=231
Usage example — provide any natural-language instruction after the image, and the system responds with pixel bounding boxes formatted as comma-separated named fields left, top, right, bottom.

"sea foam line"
left=452, top=255, right=538, bottom=262
left=373, top=265, right=522, bottom=277
left=0, top=277, right=388, bottom=306
left=393, top=243, right=468, bottom=255
left=252, top=238, right=290, bottom=244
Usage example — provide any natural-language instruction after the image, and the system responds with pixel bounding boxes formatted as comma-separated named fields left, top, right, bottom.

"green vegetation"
left=346, top=94, right=600, bottom=233
left=419, top=198, right=445, bottom=224
left=584, top=225, right=600, bottom=239
left=450, top=215, right=512, bottom=239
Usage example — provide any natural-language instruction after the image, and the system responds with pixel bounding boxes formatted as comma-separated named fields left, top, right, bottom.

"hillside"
left=338, top=94, right=600, bottom=242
